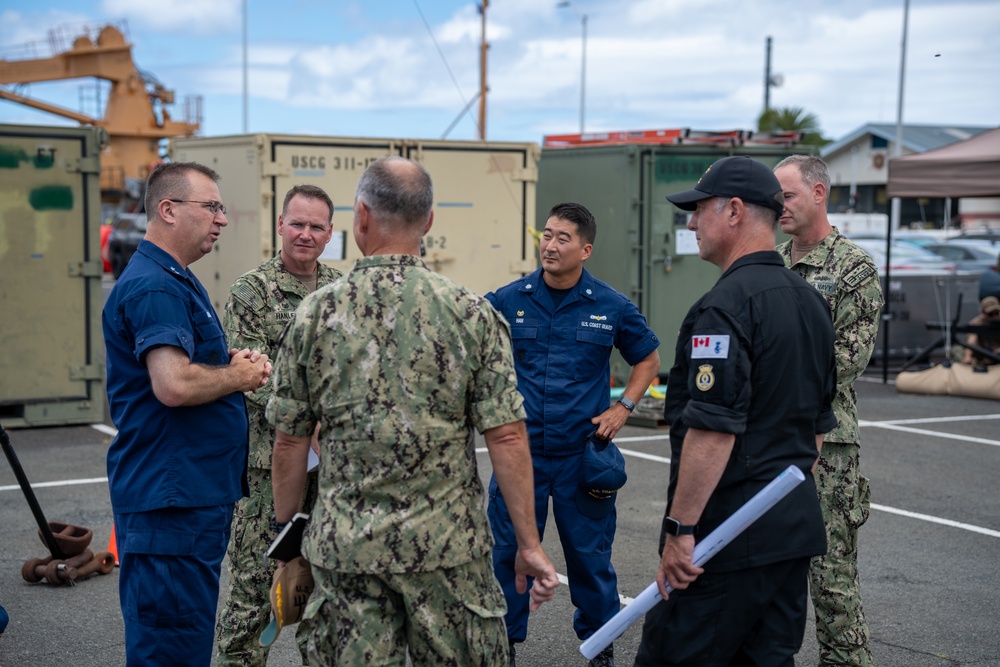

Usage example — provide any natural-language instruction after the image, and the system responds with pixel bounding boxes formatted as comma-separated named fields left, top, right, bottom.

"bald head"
left=355, top=156, right=434, bottom=230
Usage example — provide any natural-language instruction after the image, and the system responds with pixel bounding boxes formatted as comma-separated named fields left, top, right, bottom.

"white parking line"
left=877, top=414, right=1000, bottom=424
left=871, top=503, right=1000, bottom=538
left=0, top=477, right=109, bottom=492
left=860, top=420, right=1000, bottom=448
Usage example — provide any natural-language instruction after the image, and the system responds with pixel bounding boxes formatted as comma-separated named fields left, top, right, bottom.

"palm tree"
left=757, top=106, right=829, bottom=147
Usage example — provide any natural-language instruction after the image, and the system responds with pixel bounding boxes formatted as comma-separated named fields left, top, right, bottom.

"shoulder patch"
left=691, top=334, right=729, bottom=359
left=232, top=282, right=265, bottom=310
left=843, top=264, right=877, bottom=289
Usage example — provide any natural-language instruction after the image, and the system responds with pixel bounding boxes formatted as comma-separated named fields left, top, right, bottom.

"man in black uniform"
left=634, top=156, right=837, bottom=666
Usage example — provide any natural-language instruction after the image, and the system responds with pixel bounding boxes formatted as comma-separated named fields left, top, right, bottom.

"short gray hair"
left=775, top=154, right=831, bottom=194
left=713, top=196, right=778, bottom=229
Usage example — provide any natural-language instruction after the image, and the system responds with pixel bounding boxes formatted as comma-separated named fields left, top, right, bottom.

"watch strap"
left=664, top=516, right=696, bottom=536
left=617, top=396, right=635, bottom=413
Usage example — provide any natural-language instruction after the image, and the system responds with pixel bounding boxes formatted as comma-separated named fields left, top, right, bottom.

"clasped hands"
left=228, top=347, right=272, bottom=392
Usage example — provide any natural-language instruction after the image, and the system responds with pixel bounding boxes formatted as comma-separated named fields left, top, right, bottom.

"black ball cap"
left=666, top=155, right=784, bottom=217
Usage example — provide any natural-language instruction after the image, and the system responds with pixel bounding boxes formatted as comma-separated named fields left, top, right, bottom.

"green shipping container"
left=537, top=142, right=809, bottom=380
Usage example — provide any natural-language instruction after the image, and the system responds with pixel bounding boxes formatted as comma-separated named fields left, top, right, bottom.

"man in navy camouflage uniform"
left=216, top=185, right=342, bottom=666
left=775, top=155, right=883, bottom=666
left=267, top=156, right=559, bottom=665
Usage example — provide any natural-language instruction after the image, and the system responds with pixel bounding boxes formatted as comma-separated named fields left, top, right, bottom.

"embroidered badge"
left=844, top=264, right=877, bottom=288
left=517, top=310, right=524, bottom=316
left=696, top=365, right=715, bottom=392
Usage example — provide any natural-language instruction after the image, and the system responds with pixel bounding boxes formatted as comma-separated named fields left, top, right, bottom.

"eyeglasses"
left=164, top=199, right=228, bottom=216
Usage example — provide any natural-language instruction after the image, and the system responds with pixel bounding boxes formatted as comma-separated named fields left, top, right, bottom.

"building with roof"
left=820, top=123, right=996, bottom=229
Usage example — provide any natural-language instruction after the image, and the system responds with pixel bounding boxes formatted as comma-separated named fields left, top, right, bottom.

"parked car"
left=956, top=229, right=1000, bottom=246
left=851, top=238, right=957, bottom=272
left=107, top=212, right=146, bottom=279
left=923, top=241, right=998, bottom=272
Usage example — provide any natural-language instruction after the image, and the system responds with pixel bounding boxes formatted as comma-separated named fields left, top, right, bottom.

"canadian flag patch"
left=691, top=334, right=730, bottom=359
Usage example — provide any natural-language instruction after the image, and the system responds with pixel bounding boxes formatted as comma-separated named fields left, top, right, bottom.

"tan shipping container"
left=169, top=134, right=539, bottom=314
left=0, top=123, right=106, bottom=427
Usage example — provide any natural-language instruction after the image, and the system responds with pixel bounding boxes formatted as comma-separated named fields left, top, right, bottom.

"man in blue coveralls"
left=103, top=162, right=272, bottom=665
left=486, top=202, right=661, bottom=667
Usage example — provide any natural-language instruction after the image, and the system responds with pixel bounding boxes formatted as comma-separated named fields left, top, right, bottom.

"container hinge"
left=68, top=261, right=104, bottom=277
left=69, top=365, right=103, bottom=381
left=262, top=161, right=291, bottom=177
left=512, top=166, right=538, bottom=183
left=65, top=156, right=102, bottom=175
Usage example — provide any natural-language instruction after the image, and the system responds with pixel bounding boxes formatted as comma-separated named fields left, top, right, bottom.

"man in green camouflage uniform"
left=775, top=156, right=884, bottom=666
left=266, top=156, right=559, bottom=666
left=216, top=185, right=342, bottom=666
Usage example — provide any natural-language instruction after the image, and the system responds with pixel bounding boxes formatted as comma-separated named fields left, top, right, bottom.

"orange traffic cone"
left=107, top=525, right=119, bottom=567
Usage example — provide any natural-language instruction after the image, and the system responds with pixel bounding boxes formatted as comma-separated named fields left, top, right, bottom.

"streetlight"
left=762, top=36, right=783, bottom=117
left=557, top=1, right=587, bottom=134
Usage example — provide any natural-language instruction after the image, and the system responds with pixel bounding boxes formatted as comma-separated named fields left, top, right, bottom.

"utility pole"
left=557, top=2, right=587, bottom=134
left=478, top=0, right=489, bottom=140
left=242, top=0, right=248, bottom=133
left=761, top=36, right=783, bottom=121
left=763, top=36, right=772, bottom=114
left=579, top=13, right=587, bottom=134
left=883, top=0, right=910, bottom=384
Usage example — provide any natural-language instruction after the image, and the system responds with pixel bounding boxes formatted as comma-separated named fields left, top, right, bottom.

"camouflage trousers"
left=216, top=466, right=318, bottom=667
left=811, top=442, right=875, bottom=666
left=300, top=554, right=509, bottom=666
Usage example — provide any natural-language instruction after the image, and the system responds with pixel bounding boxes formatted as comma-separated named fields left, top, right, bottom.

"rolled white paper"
left=579, top=464, right=807, bottom=660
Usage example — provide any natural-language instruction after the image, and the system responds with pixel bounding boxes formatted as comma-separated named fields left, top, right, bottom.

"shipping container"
left=537, top=141, right=807, bottom=379
left=170, top=134, right=539, bottom=313
left=0, top=123, right=107, bottom=427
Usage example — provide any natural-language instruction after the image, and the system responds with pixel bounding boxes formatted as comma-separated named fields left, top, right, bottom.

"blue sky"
left=1, top=0, right=998, bottom=145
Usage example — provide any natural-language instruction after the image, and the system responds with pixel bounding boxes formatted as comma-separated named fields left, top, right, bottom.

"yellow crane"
left=0, top=23, right=201, bottom=196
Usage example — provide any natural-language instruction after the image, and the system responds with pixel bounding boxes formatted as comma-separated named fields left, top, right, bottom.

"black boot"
left=588, top=643, right=614, bottom=667
left=508, top=640, right=517, bottom=667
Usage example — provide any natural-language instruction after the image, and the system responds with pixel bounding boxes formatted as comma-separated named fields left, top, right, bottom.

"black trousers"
left=633, top=557, right=810, bottom=667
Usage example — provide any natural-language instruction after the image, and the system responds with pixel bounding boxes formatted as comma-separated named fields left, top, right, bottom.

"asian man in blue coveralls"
left=485, top=202, right=661, bottom=667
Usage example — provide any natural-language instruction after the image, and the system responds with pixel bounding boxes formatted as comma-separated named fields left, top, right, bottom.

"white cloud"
left=100, top=0, right=240, bottom=34
left=0, top=9, right=94, bottom=47
left=1, top=0, right=997, bottom=144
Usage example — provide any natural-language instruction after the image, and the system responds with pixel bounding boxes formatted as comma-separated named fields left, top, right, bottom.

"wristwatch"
left=663, top=516, right=697, bottom=536
left=617, top=396, right=636, bottom=413
left=269, top=514, right=288, bottom=534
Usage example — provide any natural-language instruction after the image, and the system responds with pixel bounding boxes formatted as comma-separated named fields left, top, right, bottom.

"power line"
left=411, top=0, right=482, bottom=139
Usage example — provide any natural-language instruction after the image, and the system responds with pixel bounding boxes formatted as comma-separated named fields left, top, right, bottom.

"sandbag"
left=897, top=362, right=1000, bottom=400
left=896, top=364, right=952, bottom=395
left=948, top=363, right=1000, bottom=400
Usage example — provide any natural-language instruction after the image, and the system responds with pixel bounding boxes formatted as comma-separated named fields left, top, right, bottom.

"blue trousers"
left=488, top=452, right=619, bottom=642
left=115, top=504, right=234, bottom=666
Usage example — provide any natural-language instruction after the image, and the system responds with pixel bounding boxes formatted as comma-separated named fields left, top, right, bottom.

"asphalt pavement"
left=1, top=375, right=999, bottom=666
